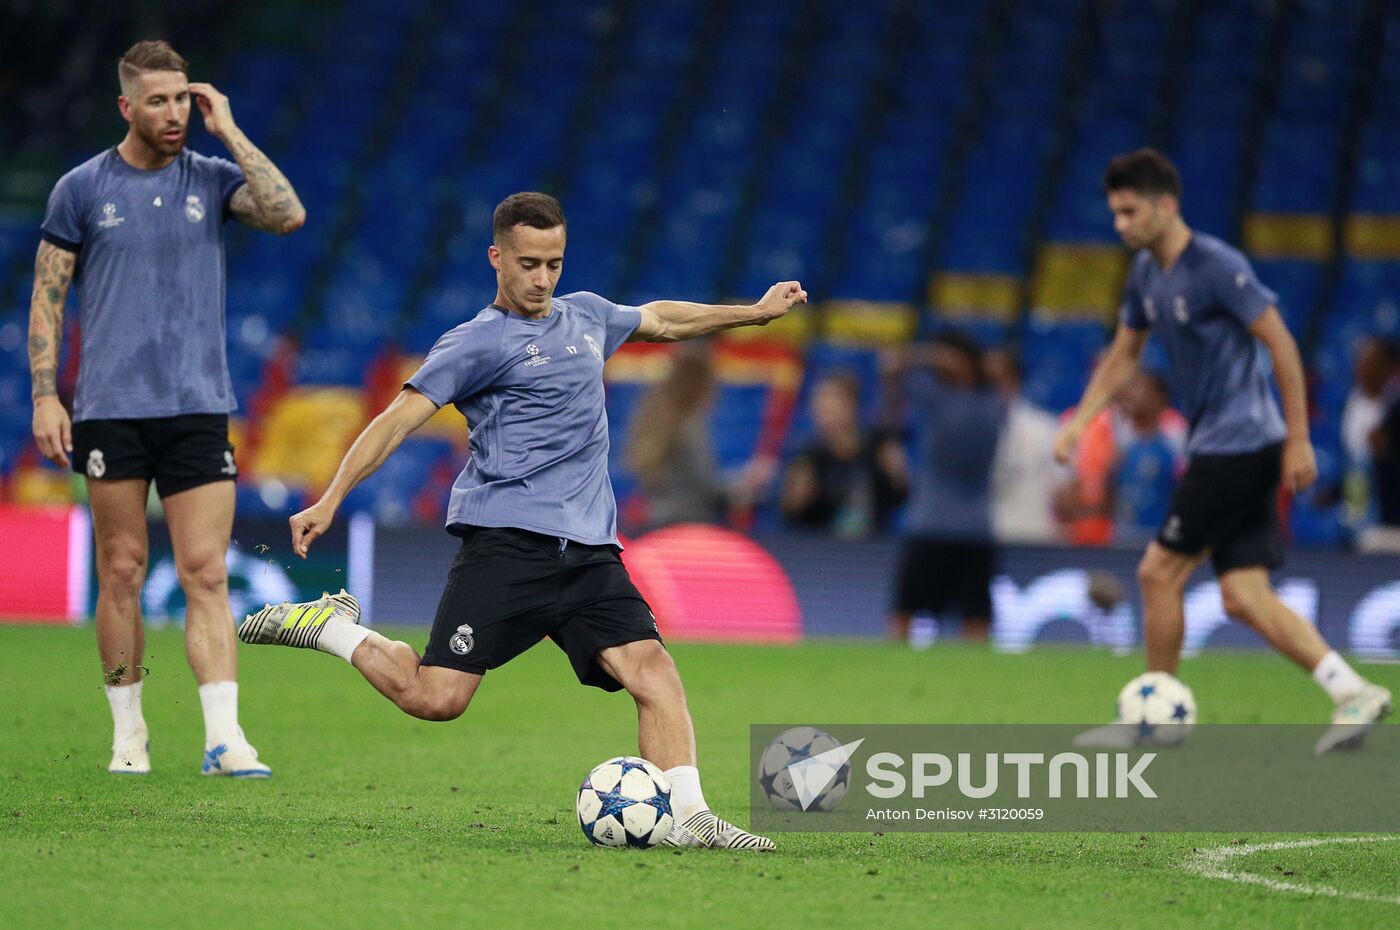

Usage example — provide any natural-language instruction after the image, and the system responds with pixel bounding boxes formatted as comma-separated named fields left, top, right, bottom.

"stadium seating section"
left=2, top=0, right=1398, bottom=547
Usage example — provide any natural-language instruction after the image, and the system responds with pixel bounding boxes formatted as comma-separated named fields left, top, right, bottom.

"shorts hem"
left=1211, top=552, right=1285, bottom=575
left=420, top=654, right=490, bottom=676
left=157, top=473, right=236, bottom=498
left=1153, top=534, right=1205, bottom=557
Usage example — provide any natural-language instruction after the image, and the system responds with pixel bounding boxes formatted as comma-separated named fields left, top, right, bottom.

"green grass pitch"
left=1, top=624, right=1396, bottom=929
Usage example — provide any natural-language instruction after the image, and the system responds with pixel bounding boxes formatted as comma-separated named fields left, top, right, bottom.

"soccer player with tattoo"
left=31, top=40, right=306, bottom=776
left=1057, top=149, right=1391, bottom=752
left=239, top=192, right=803, bottom=849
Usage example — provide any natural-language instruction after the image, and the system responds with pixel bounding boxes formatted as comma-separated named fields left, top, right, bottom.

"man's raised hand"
left=289, top=502, right=335, bottom=558
left=189, top=82, right=236, bottom=140
left=756, top=281, right=808, bottom=324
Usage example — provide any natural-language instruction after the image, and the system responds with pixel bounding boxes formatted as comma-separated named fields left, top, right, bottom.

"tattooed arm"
left=30, top=241, right=75, bottom=466
left=190, top=82, right=306, bottom=235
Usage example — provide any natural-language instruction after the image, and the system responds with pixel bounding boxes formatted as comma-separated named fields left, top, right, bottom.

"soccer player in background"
left=885, top=329, right=1006, bottom=644
left=1055, top=149, right=1391, bottom=752
left=30, top=40, right=306, bottom=776
left=239, top=193, right=803, bottom=849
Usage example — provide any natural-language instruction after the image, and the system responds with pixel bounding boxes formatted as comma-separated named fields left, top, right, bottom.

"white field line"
left=1183, top=836, right=1400, bottom=906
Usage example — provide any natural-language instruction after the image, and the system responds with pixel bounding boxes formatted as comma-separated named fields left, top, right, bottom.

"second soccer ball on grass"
left=1116, top=671, right=1197, bottom=743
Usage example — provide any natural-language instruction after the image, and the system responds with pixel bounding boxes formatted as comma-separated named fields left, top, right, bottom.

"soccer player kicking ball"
left=32, top=41, right=305, bottom=777
left=240, top=193, right=803, bottom=849
left=1056, top=149, right=1391, bottom=753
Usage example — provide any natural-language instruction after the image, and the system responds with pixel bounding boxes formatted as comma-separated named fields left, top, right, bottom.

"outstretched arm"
left=630, top=281, right=807, bottom=343
left=1053, top=325, right=1148, bottom=464
left=190, top=82, right=306, bottom=235
left=29, top=241, right=76, bottom=466
left=1250, top=306, right=1317, bottom=492
left=289, top=388, right=439, bottom=556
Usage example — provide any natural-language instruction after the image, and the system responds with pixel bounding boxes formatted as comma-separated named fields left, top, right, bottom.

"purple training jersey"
left=40, top=148, right=246, bottom=422
left=406, top=291, right=642, bottom=546
left=1120, top=233, right=1288, bottom=455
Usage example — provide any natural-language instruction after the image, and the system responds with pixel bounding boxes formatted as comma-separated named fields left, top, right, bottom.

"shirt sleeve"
left=40, top=171, right=86, bottom=253
left=565, top=291, right=642, bottom=357
left=1214, top=248, right=1278, bottom=327
left=210, top=156, right=247, bottom=223
left=1119, top=260, right=1148, bottom=330
left=405, top=317, right=503, bottom=407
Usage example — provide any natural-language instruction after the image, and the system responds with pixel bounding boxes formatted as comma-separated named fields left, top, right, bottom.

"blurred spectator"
left=1056, top=370, right=1185, bottom=545
left=1055, top=402, right=1116, bottom=546
left=1112, top=371, right=1187, bottom=541
left=887, top=330, right=1007, bottom=643
left=1370, top=364, right=1400, bottom=533
left=625, top=350, right=771, bottom=532
left=1341, top=337, right=1400, bottom=529
left=985, top=349, right=1063, bottom=544
left=779, top=372, right=907, bottom=537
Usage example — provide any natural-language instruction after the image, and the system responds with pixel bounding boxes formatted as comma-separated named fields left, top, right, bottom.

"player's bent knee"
left=1218, top=582, right=1259, bottom=623
left=401, top=667, right=478, bottom=722
left=409, top=690, right=472, bottom=722
left=622, top=645, right=682, bottom=704
left=99, top=554, right=147, bottom=594
left=1137, top=553, right=1184, bottom=594
left=175, top=554, right=229, bottom=595
left=1136, top=558, right=1167, bottom=591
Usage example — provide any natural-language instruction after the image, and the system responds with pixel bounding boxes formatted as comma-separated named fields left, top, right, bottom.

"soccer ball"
left=1116, top=672, right=1196, bottom=743
left=758, top=726, right=851, bottom=812
left=576, top=756, right=673, bottom=848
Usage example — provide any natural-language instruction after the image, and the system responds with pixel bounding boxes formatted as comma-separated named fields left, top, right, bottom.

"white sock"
left=105, top=681, right=146, bottom=746
left=1312, top=651, right=1366, bottom=705
left=665, top=765, right=709, bottom=821
left=198, top=681, right=240, bottom=747
left=319, top=622, right=372, bottom=663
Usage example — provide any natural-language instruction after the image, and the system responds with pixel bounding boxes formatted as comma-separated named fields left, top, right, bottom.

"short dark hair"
left=492, top=192, right=566, bottom=241
left=930, top=326, right=989, bottom=386
left=1102, top=148, right=1182, bottom=199
left=930, top=326, right=983, bottom=363
left=118, top=40, right=188, bottom=94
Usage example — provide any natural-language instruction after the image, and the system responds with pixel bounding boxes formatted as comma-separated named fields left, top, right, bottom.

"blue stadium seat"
left=1021, top=318, right=1111, bottom=413
left=1254, top=260, right=1323, bottom=336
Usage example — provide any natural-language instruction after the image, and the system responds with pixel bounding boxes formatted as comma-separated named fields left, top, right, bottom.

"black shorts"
left=1156, top=441, right=1285, bottom=574
left=895, top=537, right=995, bottom=620
left=422, top=526, right=663, bottom=691
left=71, top=414, right=237, bottom=498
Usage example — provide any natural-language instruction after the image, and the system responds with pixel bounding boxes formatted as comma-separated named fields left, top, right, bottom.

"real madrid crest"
left=449, top=624, right=475, bottom=655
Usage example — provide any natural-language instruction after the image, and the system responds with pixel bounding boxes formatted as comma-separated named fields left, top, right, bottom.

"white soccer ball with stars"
left=576, top=756, right=673, bottom=848
left=1116, top=672, right=1196, bottom=743
left=758, top=726, right=851, bottom=812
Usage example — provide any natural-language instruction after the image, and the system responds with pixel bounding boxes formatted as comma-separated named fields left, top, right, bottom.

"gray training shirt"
left=1120, top=233, right=1288, bottom=456
left=901, top=371, right=1007, bottom=541
left=406, top=292, right=643, bottom=546
left=40, top=147, right=246, bottom=422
